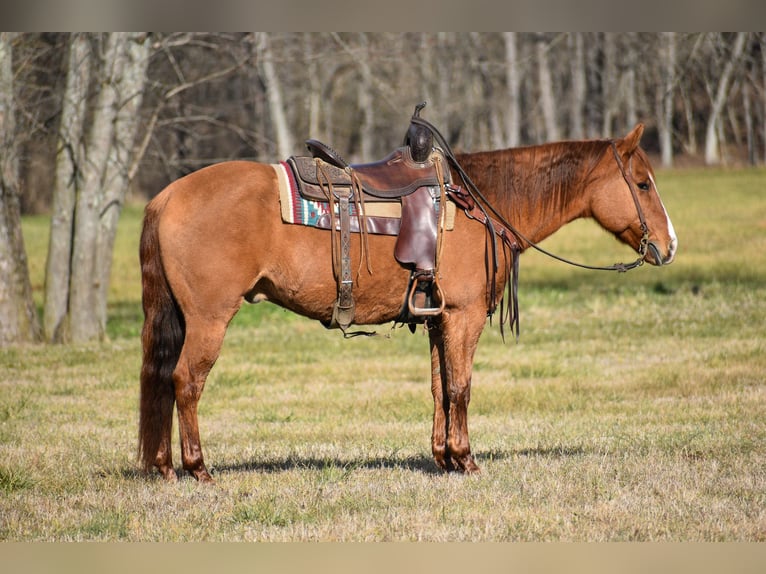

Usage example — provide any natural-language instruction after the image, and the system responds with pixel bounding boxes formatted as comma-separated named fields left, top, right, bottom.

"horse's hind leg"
left=153, top=394, right=177, bottom=481
left=428, top=310, right=484, bottom=473
left=173, top=316, right=231, bottom=483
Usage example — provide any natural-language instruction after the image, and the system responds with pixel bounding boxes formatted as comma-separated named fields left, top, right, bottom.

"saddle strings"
left=315, top=160, right=341, bottom=280
left=315, top=160, right=373, bottom=281
left=349, top=171, right=373, bottom=275
left=433, top=155, right=447, bottom=275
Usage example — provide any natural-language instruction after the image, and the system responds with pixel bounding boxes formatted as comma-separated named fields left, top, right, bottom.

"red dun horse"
left=139, top=124, right=677, bottom=482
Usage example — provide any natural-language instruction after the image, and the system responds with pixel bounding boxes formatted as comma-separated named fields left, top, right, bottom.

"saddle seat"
left=289, top=142, right=449, bottom=202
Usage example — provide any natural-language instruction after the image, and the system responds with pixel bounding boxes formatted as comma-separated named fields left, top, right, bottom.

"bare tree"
left=705, top=32, right=748, bottom=165
left=356, top=33, right=375, bottom=160
left=46, top=33, right=151, bottom=343
left=435, top=33, right=455, bottom=141
left=255, top=32, right=295, bottom=159
left=503, top=32, right=521, bottom=147
left=601, top=33, right=618, bottom=136
left=622, top=33, right=639, bottom=131
left=742, top=77, right=754, bottom=165
left=657, top=32, right=677, bottom=167
left=67, top=34, right=123, bottom=341
left=0, top=32, right=42, bottom=345
left=304, top=34, right=322, bottom=140
left=44, top=33, right=90, bottom=342
left=93, top=33, right=152, bottom=331
left=568, top=32, right=586, bottom=140
left=536, top=34, right=560, bottom=142
left=465, top=33, right=502, bottom=150
left=761, top=33, right=766, bottom=165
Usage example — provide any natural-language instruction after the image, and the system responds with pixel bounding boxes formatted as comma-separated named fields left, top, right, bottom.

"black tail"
left=137, top=195, right=185, bottom=472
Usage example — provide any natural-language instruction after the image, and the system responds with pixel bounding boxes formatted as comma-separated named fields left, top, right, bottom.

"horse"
left=138, top=123, right=677, bottom=482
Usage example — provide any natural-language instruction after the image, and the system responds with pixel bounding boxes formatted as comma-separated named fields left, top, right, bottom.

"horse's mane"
left=456, top=139, right=610, bottom=219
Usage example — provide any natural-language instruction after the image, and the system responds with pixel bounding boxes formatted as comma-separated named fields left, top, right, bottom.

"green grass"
left=1, top=168, right=765, bottom=541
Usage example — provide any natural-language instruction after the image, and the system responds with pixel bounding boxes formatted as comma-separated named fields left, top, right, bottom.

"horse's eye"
left=637, top=181, right=650, bottom=191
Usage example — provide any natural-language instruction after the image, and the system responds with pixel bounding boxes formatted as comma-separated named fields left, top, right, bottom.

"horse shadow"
left=208, top=444, right=588, bottom=477
left=121, top=444, right=588, bottom=481
left=214, top=453, right=444, bottom=476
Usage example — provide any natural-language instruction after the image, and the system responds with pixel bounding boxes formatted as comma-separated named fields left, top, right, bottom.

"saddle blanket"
left=272, top=161, right=455, bottom=234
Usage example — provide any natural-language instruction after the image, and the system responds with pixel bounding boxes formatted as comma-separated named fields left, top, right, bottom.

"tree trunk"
left=536, top=34, right=559, bottom=141
left=356, top=33, right=375, bottom=160
left=623, top=33, right=638, bottom=131
left=44, top=33, right=91, bottom=342
left=66, top=33, right=151, bottom=342
left=419, top=32, right=452, bottom=141
left=568, top=33, right=586, bottom=140
left=705, top=32, right=748, bottom=165
left=68, top=34, right=123, bottom=342
left=0, top=32, right=42, bottom=345
left=255, top=32, right=294, bottom=159
left=743, top=80, right=754, bottom=165
left=305, top=34, right=322, bottom=140
left=504, top=32, right=521, bottom=147
left=585, top=34, right=601, bottom=138
left=657, top=32, right=676, bottom=167
left=601, top=33, right=617, bottom=136
left=680, top=84, right=697, bottom=155
left=762, top=33, right=766, bottom=165
left=94, top=33, right=151, bottom=331
left=470, top=33, right=503, bottom=150
left=435, top=33, right=453, bottom=141
left=418, top=33, right=434, bottom=115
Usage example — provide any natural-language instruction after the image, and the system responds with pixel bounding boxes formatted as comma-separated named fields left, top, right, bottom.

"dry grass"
left=1, top=168, right=765, bottom=541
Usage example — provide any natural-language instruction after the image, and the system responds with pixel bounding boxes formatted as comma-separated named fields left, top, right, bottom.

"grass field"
left=1, top=167, right=765, bottom=541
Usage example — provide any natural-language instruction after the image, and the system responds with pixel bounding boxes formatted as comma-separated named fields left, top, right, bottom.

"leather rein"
left=413, top=116, right=652, bottom=273
left=410, top=116, right=653, bottom=339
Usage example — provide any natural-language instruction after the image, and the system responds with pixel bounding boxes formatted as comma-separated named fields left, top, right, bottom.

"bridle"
left=502, top=142, right=652, bottom=273
left=412, top=115, right=654, bottom=274
left=410, top=113, right=656, bottom=340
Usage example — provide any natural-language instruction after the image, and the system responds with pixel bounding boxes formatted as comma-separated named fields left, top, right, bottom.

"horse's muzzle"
left=647, top=240, right=676, bottom=266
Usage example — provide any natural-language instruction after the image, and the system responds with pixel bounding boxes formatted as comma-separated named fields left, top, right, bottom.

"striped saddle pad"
left=273, top=161, right=455, bottom=235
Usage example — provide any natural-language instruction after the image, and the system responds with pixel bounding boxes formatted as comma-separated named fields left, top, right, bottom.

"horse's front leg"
left=428, top=324, right=451, bottom=471
left=428, top=311, right=484, bottom=473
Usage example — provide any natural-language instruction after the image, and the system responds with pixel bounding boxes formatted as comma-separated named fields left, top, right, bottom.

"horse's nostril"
left=648, top=242, right=664, bottom=266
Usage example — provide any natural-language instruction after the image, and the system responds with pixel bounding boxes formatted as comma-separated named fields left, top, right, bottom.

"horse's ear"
left=618, top=123, right=644, bottom=156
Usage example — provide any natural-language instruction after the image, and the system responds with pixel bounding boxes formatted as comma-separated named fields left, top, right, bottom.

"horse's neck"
left=457, top=142, right=602, bottom=244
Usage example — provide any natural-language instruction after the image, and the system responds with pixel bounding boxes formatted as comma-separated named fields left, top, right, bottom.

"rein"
left=412, top=117, right=652, bottom=273
left=410, top=116, right=653, bottom=341
left=492, top=142, right=650, bottom=273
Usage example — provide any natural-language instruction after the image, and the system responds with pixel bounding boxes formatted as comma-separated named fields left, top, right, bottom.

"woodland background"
left=1, top=32, right=764, bottom=345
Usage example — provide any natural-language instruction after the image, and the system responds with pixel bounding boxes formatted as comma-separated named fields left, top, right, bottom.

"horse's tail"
left=137, top=193, right=185, bottom=473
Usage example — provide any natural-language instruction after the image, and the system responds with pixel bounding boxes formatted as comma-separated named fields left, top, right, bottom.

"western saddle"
left=286, top=103, right=451, bottom=333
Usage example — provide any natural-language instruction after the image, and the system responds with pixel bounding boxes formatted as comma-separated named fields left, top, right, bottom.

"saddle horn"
left=404, top=102, right=433, bottom=163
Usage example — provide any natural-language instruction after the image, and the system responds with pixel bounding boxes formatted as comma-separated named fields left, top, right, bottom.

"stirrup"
left=407, top=271, right=445, bottom=317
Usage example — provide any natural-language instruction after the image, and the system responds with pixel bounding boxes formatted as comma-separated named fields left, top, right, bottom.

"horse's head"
left=590, top=124, right=678, bottom=266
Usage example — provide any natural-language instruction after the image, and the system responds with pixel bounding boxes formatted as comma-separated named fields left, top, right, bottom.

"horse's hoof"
left=452, top=455, right=481, bottom=474
left=158, top=467, right=178, bottom=482
left=197, top=473, right=215, bottom=484
left=433, top=453, right=455, bottom=472
left=190, top=467, right=215, bottom=484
